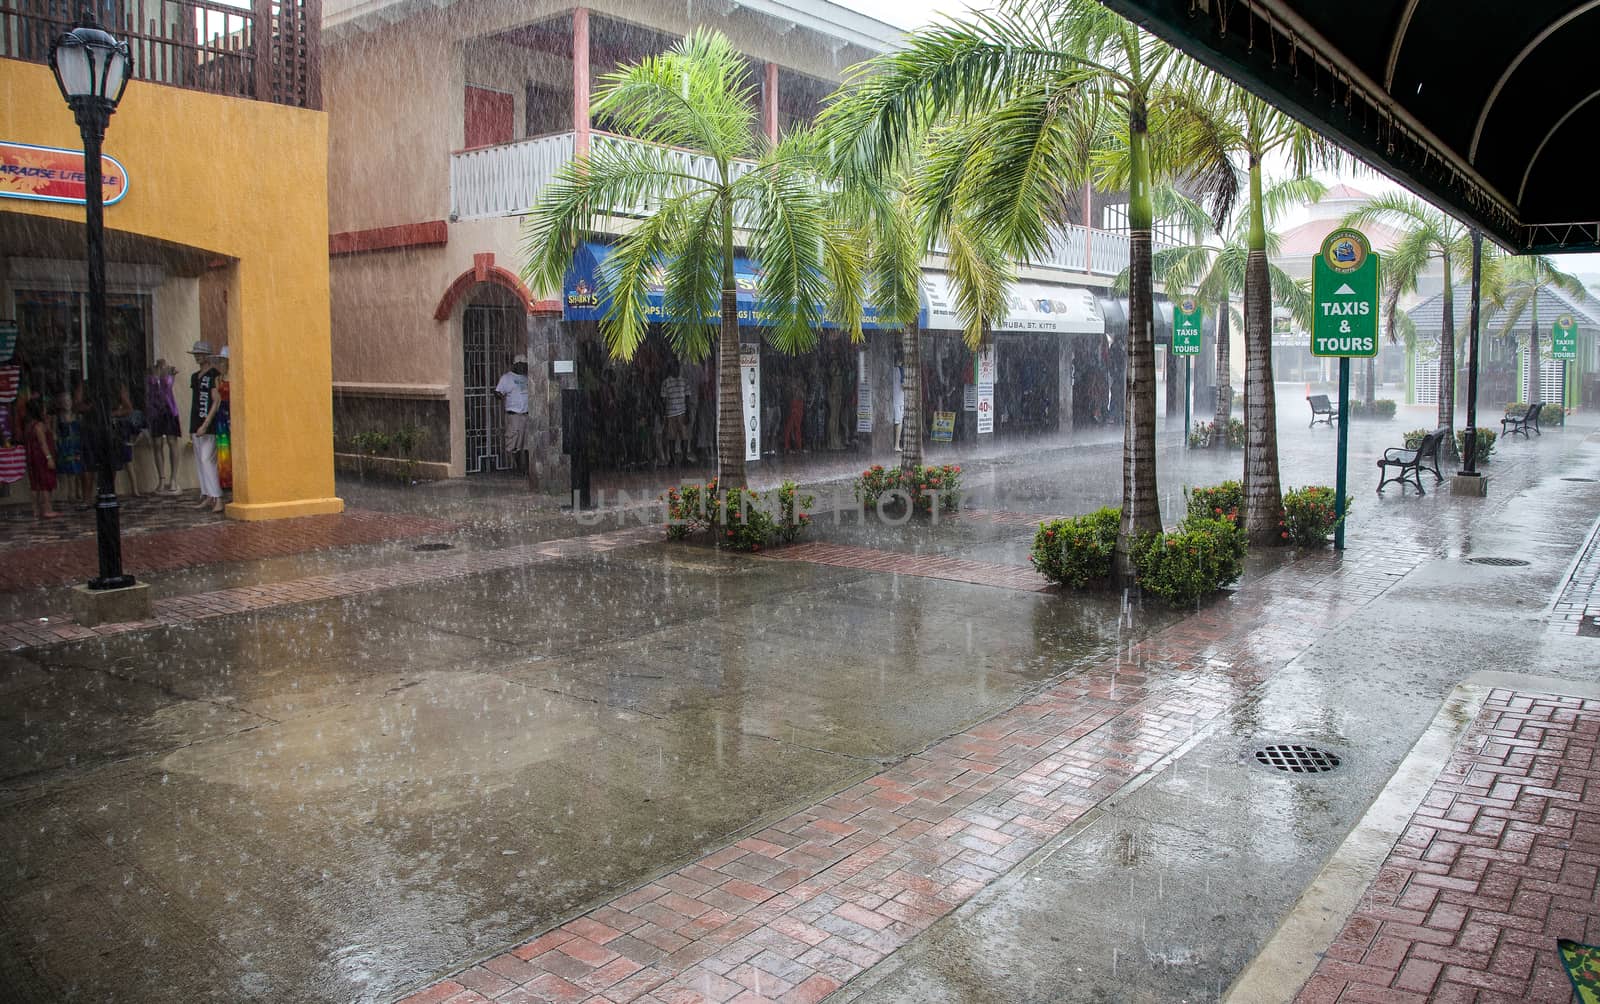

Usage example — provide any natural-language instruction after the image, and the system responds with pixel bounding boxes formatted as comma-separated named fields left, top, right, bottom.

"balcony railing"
left=1, top=0, right=321, bottom=109
left=448, top=130, right=1138, bottom=279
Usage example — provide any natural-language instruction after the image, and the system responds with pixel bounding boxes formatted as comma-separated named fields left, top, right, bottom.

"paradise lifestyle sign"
left=0, top=141, right=129, bottom=207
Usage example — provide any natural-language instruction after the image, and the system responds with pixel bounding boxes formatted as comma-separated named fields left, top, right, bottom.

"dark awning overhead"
left=1102, top=0, right=1600, bottom=254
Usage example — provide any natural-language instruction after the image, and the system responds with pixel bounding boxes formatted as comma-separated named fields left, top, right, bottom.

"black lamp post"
left=49, top=13, right=135, bottom=591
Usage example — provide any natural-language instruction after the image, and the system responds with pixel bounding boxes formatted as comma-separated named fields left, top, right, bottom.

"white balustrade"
left=450, top=132, right=577, bottom=221
left=449, top=131, right=1137, bottom=280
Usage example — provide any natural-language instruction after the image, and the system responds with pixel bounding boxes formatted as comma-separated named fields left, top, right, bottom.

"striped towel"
left=0, top=445, right=25, bottom=484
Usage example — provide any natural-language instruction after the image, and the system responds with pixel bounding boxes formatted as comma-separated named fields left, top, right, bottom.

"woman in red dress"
left=23, top=396, right=60, bottom=519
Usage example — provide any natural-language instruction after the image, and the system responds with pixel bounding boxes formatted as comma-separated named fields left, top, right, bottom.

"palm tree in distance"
left=1489, top=254, right=1586, bottom=407
left=1342, top=194, right=1469, bottom=452
left=828, top=161, right=1010, bottom=475
left=1126, top=181, right=1320, bottom=457
left=523, top=30, right=863, bottom=489
left=1148, top=77, right=1338, bottom=545
left=822, top=0, right=1235, bottom=583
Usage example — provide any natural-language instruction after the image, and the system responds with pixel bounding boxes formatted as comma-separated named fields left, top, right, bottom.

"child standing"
left=24, top=397, right=60, bottom=519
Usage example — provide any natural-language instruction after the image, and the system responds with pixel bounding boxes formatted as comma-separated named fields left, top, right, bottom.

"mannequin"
left=145, top=360, right=181, bottom=494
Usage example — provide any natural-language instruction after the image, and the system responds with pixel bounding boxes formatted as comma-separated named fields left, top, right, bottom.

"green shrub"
left=1135, top=516, right=1246, bottom=606
left=1504, top=401, right=1565, bottom=425
left=1372, top=399, right=1397, bottom=420
left=774, top=481, right=815, bottom=544
left=660, top=479, right=813, bottom=551
left=854, top=465, right=900, bottom=508
left=1030, top=507, right=1119, bottom=588
left=852, top=464, right=961, bottom=514
left=1457, top=428, right=1496, bottom=464
left=1402, top=428, right=1429, bottom=449
left=1186, top=420, right=1242, bottom=448
left=1186, top=481, right=1243, bottom=527
left=1281, top=486, right=1345, bottom=547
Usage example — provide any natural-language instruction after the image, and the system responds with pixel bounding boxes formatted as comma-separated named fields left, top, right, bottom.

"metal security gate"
left=1539, top=359, right=1565, bottom=406
left=463, top=296, right=521, bottom=474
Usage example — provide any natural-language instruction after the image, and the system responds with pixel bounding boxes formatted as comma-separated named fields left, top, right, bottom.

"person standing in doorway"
left=892, top=359, right=906, bottom=452
left=23, top=396, right=60, bottom=519
left=188, top=341, right=224, bottom=513
left=660, top=361, right=689, bottom=466
left=495, top=354, right=531, bottom=474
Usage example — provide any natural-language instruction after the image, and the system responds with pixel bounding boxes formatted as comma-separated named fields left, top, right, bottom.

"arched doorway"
left=462, top=285, right=524, bottom=474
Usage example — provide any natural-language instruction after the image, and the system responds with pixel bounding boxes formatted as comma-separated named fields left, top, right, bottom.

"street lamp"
left=50, top=13, right=135, bottom=591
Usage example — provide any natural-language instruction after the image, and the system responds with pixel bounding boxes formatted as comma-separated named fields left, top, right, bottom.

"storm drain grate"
left=1562, top=477, right=1598, bottom=482
left=411, top=542, right=455, bottom=552
left=1253, top=744, right=1342, bottom=774
left=1466, top=556, right=1530, bottom=567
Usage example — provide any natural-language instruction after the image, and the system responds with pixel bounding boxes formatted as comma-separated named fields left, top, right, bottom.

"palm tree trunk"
left=1364, top=356, right=1376, bottom=407
left=717, top=286, right=746, bottom=490
left=1438, top=251, right=1456, bottom=457
left=900, top=318, right=923, bottom=474
left=1213, top=298, right=1231, bottom=447
left=1113, top=96, right=1161, bottom=585
left=1242, top=159, right=1282, bottom=546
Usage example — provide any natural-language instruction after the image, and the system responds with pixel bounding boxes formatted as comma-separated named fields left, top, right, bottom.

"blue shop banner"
left=563, top=241, right=905, bottom=330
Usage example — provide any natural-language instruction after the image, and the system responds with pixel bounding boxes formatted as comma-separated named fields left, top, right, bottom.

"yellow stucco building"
left=1, top=8, right=339, bottom=520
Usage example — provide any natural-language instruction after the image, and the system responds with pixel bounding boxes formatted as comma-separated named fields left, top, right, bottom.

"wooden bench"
left=1307, top=394, right=1339, bottom=427
left=1377, top=427, right=1448, bottom=495
left=1501, top=402, right=1544, bottom=439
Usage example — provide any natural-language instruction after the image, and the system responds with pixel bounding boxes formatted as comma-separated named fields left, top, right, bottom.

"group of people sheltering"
left=15, top=340, right=232, bottom=519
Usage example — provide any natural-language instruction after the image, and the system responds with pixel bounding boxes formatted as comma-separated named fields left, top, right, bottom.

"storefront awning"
left=562, top=241, right=896, bottom=330
left=922, top=273, right=1105, bottom=335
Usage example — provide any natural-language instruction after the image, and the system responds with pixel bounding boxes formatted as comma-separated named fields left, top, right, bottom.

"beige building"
left=322, top=0, right=1154, bottom=485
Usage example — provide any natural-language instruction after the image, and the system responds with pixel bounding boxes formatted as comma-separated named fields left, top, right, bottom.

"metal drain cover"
left=412, top=542, right=454, bottom=552
left=1562, top=477, right=1597, bottom=482
left=1253, top=744, right=1342, bottom=774
left=1466, top=556, right=1530, bottom=566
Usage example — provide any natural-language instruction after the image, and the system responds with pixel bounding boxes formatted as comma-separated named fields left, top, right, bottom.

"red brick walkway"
left=395, top=544, right=1416, bottom=1004
left=0, top=525, right=661, bottom=650
left=763, top=542, right=1054, bottom=593
left=1294, top=689, right=1600, bottom=1003
left=0, top=508, right=456, bottom=592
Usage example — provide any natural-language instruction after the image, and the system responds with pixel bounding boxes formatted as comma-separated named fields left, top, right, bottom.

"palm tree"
left=1125, top=183, right=1319, bottom=455
left=1155, top=79, right=1336, bottom=545
left=828, top=164, right=1010, bottom=477
left=523, top=30, right=863, bottom=489
left=1342, top=194, right=1470, bottom=451
left=823, top=0, right=1229, bottom=583
left=1490, top=254, right=1585, bottom=406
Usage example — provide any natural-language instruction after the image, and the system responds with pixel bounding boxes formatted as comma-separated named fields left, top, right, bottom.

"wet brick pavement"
left=394, top=532, right=1434, bottom=1004
left=1294, top=689, right=1600, bottom=1004
left=0, top=507, right=456, bottom=593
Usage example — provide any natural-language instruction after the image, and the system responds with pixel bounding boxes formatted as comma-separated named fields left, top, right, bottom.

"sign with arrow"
left=1172, top=299, right=1203, bottom=356
left=1552, top=314, right=1578, bottom=361
left=1312, top=229, right=1380, bottom=358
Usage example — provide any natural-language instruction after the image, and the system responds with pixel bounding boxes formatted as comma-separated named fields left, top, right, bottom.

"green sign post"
left=1312, top=229, right=1381, bottom=550
left=1552, top=314, right=1577, bottom=361
left=1174, top=299, right=1202, bottom=446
